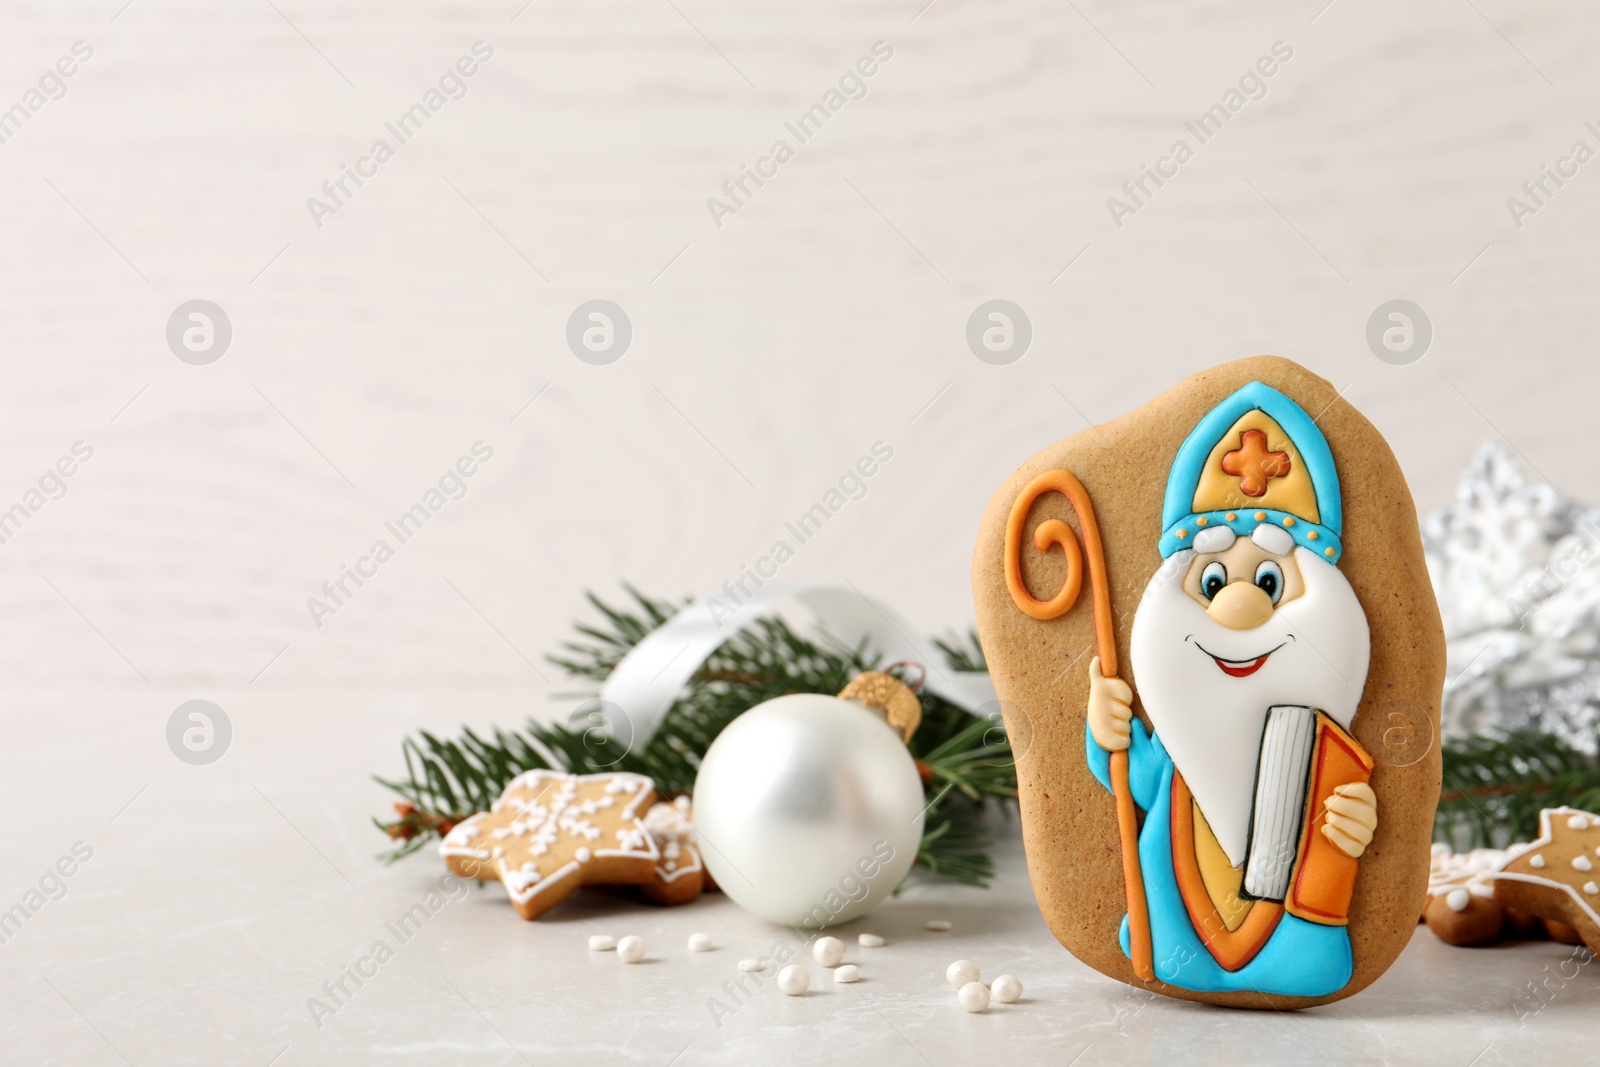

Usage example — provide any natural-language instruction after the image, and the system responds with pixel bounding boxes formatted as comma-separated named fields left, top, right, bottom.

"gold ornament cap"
left=837, top=669, right=922, bottom=744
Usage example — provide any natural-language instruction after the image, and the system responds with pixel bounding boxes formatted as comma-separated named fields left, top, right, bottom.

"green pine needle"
left=374, top=588, right=1016, bottom=885
left=1438, top=728, right=1600, bottom=848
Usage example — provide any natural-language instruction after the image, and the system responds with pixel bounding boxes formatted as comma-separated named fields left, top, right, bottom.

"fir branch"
left=914, top=797, right=999, bottom=886
left=932, top=631, right=987, bottom=674
left=1438, top=729, right=1600, bottom=848
left=375, top=589, right=1016, bottom=884
left=914, top=703, right=1016, bottom=803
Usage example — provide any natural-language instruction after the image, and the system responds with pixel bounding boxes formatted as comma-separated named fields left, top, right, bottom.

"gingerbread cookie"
left=1489, top=806, right=1600, bottom=954
left=1420, top=843, right=1559, bottom=946
left=1424, top=844, right=1511, bottom=946
left=638, top=796, right=707, bottom=906
left=974, top=357, right=1445, bottom=1009
left=439, top=770, right=659, bottom=919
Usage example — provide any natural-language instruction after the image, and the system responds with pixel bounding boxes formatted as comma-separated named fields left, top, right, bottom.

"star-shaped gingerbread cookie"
left=439, top=770, right=659, bottom=919
left=638, top=796, right=707, bottom=906
left=1489, top=806, right=1600, bottom=953
left=1423, top=843, right=1518, bottom=945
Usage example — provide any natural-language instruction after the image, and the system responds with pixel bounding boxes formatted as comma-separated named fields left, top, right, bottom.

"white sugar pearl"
left=688, top=933, right=714, bottom=952
left=990, top=975, right=1023, bottom=1003
left=834, top=964, right=860, bottom=983
left=926, top=920, right=952, bottom=931
left=575, top=847, right=591, bottom=862
left=587, top=935, right=616, bottom=952
left=778, top=965, right=809, bottom=995
left=738, top=958, right=763, bottom=972
left=946, top=960, right=981, bottom=989
left=858, top=933, right=885, bottom=948
left=1445, top=888, right=1470, bottom=913
left=616, top=935, right=646, bottom=963
left=958, top=981, right=990, bottom=1012
left=812, top=936, right=845, bottom=967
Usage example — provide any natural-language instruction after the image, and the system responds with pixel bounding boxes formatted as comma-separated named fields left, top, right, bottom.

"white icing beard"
left=1128, top=545, right=1371, bottom=867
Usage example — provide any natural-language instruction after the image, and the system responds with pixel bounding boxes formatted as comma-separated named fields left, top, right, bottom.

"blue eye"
left=1200, top=561, right=1227, bottom=600
left=1256, top=560, right=1284, bottom=603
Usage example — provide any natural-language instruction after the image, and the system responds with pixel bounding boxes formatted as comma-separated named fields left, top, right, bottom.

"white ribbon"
left=596, top=584, right=997, bottom=746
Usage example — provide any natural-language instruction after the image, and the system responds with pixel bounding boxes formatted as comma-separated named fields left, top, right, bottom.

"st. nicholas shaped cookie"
left=973, top=356, right=1444, bottom=1008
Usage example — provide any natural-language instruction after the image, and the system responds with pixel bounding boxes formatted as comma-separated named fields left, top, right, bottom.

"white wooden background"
left=2, top=1, right=1599, bottom=1063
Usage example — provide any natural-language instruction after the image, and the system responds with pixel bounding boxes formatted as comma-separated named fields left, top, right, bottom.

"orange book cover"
left=1285, top=715, right=1375, bottom=926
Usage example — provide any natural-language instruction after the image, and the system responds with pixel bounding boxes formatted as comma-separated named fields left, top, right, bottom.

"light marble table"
left=3, top=698, right=1593, bottom=1067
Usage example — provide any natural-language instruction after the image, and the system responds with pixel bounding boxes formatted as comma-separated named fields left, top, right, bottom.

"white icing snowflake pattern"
left=439, top=770, right=659, bottom=909
left=642, top=795, right=704, bottom=884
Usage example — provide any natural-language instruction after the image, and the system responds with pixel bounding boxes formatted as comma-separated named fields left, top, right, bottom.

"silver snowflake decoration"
left=1425, top=442, right=1600, bottom=751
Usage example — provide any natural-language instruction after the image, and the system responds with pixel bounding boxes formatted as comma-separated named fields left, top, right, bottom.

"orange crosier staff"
left=1004, top=469, right=1156, bottom=984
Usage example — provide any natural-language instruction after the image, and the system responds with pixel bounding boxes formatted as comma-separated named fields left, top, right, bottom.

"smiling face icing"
left=1132, top=523, right=1371, bottom=868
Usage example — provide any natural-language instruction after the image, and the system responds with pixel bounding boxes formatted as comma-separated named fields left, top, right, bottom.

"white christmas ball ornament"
left=693, top=692, right=924, bottom=926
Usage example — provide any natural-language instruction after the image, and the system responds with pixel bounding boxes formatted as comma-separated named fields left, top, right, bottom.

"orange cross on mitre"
left=1221, top=429, right=1291, bottom=497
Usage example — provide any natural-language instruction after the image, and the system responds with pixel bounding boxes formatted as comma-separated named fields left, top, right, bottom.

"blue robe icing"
left=1085, top=719, right=1352, bottom=996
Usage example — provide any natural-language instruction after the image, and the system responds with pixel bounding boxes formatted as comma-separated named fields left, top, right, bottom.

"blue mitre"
left=1157, top=381, right=1343, bottom=562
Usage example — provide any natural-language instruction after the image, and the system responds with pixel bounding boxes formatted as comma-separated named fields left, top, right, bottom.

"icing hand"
left=1087, top=655, right=1134, bottom=752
